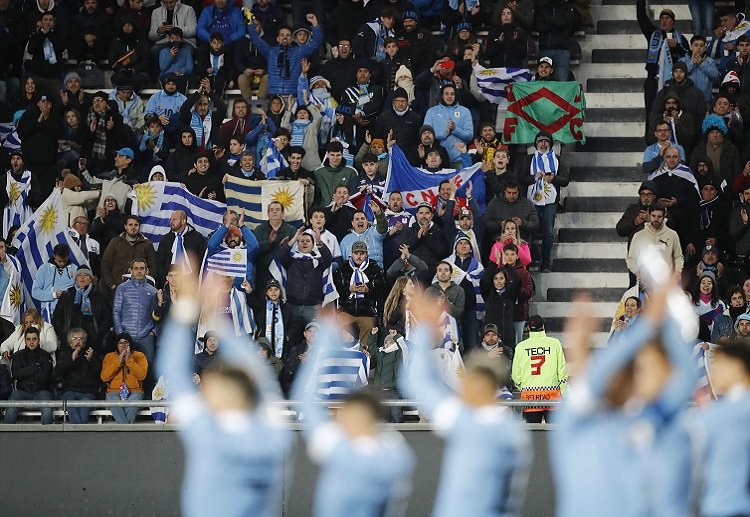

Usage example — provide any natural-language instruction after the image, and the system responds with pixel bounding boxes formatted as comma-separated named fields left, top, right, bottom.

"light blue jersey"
left=293, top=324, right=416, bottom=517
left=157, top=315, right=290, bottom=517
left=399, top=325, right=531, bottom=517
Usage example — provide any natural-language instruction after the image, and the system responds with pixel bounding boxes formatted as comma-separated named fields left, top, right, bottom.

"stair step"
left=586, top=122, right=645, bottom=138
left=586, top=92, right=644, bottom=108
left=553, top=242, right=628, bottom=259
left=565, top=152, right=642, bottom=167
left=586, top=108, right=646, bottom=123
left=532, top=271, right=630, bottom=290
left=587, top=77, right=644, bottom=93
left=552, top=258, right=628, bottom=273
left=558, top=228, right=624, bottom=242
left=566, top=181, right=641, bottom=197
left=597, top=19, right=691, bottom=34
left=556, top=212, right=622, bottom=229
left=590, top=4, right=690, bottom=21
left=547, top=287, right=626, bottom=302
left=592, top=48, right=646, bottom=63
left=571, top=167, right=643, bottom=182
left=530, top=301, right=619, bottom=318
left=575, top=137, right=644, bottom=152
left=577, top=63, right=646, bottom=80
left=565, top=196, right=634, bottom=212
left=543, top=316, right=612, bottom=333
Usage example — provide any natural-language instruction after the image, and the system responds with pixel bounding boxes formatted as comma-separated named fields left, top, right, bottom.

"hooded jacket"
left=423, top=93, right=473, bottom=163
left=650, top=77, right=705, bottom=127
left=166, top=127, right=199, bottom=182
left=616, top=180, right=660, bottom=245
left=626, top=221, right=684, bottom=274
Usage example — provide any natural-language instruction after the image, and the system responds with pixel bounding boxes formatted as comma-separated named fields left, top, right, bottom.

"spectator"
left=626, top=204, right=684, bottom=275
left=257, top=338, right=282, bottom=376
left=481, top=258, right=521, bottom=350
left=155, top=210, right=208, bottom=287
left=179, top=79, right=227, bottom=153
left=58, top=107, right=93, bottom=170
left=26, top=12, right=66, bottom=95
left=533, top=0, right=575, bottom=81
left=645, top=95, right=696, bottom=152
left=32, top=243, right=77, bottom=323
left=58, top=72, right=93, bottom=116
left=692, top=271, right=727, bottom=333
left=148, top=0, right=198, bottom=55
left=335, top=241, right=385, bottom=342
left=616, top=180, right=659, bottom=249
left=193, top=331, right=219, bottom=382
left=113, top=258, right=157, bottom=377
left=400, top=203, right=448, bottom=284
left=100, top=215, right=158, bottom=292
left=144, top=74, right=188, bottom=133
left=184, top=152, right=224, bottom=201
left=314, top=141, right=358, bottom=208
left=110, top=87, right=146, bottom=134
left=442, top=235, right=484, bottom=349
left=711, top=288, right=747, bottom=344
left=17, top=95, right=62, bottom=207
left=650, top=61, right=706, bottom=129
left=374, top=88, right=421, bottom=155
left=52, top=265, right=111, bottom=354
left=250, top=0, right=285, bottom=46
left=1, top=151, right=32, bottom=235
left=649, top=147, right=700, bottom=248
left=511, top=314, right=568, bottom=423
left=276, top=146, right=314, bottom=187
left=2, top=327, right=54, bottom=424
left=396, top=10, right=437, bottom=76
left=611, top=296, right=642, bottom=334
left=196, top=31, right=236, bottom=97
left=306, top=208, right=342, bottom=266
left=708, top=7, right=739, bottom=71
left=519, top=131, right=570, bottom=272
left=324, top=185, right=359, bottom=242
left=61, top=175, right=99, bottom=228
left=68, top=0, right=111, bottom=63
left=321, top=39, right=359, bottom=102
left=205, top=211, right=260, bottom=288
left=100, top=333, right=148, bottom=424
left=152, top=264, right=183, bottom=329
left=274, top=227, right=333, bottom=343
left=688, top=176, right=731, bottom=255
left=279, top=320, right=318, bottom=397
left=690, top=115, right=742, bottom=188
left=252, top=279, right=289, bottom=360
left=502, top=243, right=534, bottom=344
left=90, top=195, right=126, bottom=252
left=711, top=94, right=744, bottom=148
left=55, top=328, right=100, bottom=424
left=485, top=6, right=530, bottom=69
left=724, top=35, right=750, bottom=91
left=729, top=183, right=750, bottom=273
left=353, top=8, right=396, bottom=63
left=490, top=219, right=532, bottom=268
left=252, top=201, right=296, bottom=289
left=234, top=37, right=268, bottom=101
left=340, top=205, right=388, bottom=267
left=166, top=127, right=199, bottom=182
left=196, top=0, right=244, bottom=48
left=0, top=309, right=58, bottom=365
left=383, top=191, right=412, bottom=271
left=426, top=259, right=465, bottom=322
left=158, top=27, right=194, bottom=89
left=678, top=35, right=719, bottom=105
left=423, top=84, right=473, bottom=166
left=480, top=323, right=514, bottom=361
left=342, top=60, right=385, bottom=130
left=246, top=14, right=322, bottom=96
left=636, top=2, right=690, bottom=115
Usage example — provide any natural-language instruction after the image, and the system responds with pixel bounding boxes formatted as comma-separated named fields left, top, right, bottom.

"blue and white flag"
left=384, top=145, right=487, bottom=214
left=11, top=190, right=88, bottom=313
left=260, top=141, right=288, bottom=178
left=269, top=250, right=339, bottom=308
left=313, top=344, right=370, bottom=400
left=723, top=13, right=750, bottom=42
left=224, top=176, right=305, bottom=227
left=128, top=182, right=226, bottom=247
left=1, top=129, right=21, bottom=153
left=648, top=163, right=700, bottom=195
left=657, top=38, right=673, bottom=92
left=0, top=122, right=14, bottom=143
left=195, top=285, right=256, bottom=341
left=692, top=342, right=717, bottom=404
left=0, top=253, right=23, bottom=326
left=473, top=63, right=531, bottom=104
left=206, top=248, right=248, bottom=278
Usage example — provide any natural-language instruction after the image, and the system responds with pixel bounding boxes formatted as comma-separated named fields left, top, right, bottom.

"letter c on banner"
left=570, top=118, right=583, bottom=141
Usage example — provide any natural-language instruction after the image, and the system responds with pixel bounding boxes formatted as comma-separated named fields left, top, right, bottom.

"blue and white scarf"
left=528, top=150, right=559, bottom=206
left=3, top=169, right=32, bottom=237
left=74, top=284, right=93, bottom=316
left=648, top=28, right=683, bottom=89
left=190, top=111, right=213, bottom=150
left=170, top=229, right=192, bottom=272
left=230, top=286, right=255, bottom=336
left=265, top=300, right=285, bottom=357
left=448, top=0, right=480, bottom=11
left=290, top=118, right=310, bottom=147
left=269, top=235, right=339, bottom=307
left=348, top=257, right=370, bottom=299
left=443, top=244, right=485, bottom=320
left=42, top=36, right=57, bottom=64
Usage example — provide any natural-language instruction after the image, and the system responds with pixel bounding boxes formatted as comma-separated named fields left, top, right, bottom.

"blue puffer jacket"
left=197, top=4, right=245, bottom=44
left=113, top=277, right=158, bottom=340
left=423, top=102, right=473, bottom=164
left=246, top=25, right=323, bottom=95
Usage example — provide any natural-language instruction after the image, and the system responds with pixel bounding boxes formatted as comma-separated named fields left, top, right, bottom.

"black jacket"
left=401, top=222, right=448, bottom=284
left=485, top=23, right=530, bottom=68
left=275, top=242, right=333, bottom=306
left=335, top=259, right=386, bottom=318
left=533, top=0, right=575, bottom=50
left=324, top=204, right=358, bottom=242
left=52, top=287, right=113, bottom=354
left=374, top=107, right=422, bottom=156
left=481, top=263, right=521, bottom=348
left=155, top=226, right=207, bottom=287
left=55, top=348, right=101, bottom=393
left=11, top=346, right=53, bottom=393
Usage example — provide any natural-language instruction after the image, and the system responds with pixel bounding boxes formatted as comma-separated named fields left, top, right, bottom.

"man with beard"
left=155, top=210, right=207, bottom=287
left=407, top=124, right=449, bottom=167
left=626, top=204, right=684, bottom=275
left=144, top=73, right=188, bottom=135
left=321, top=39, right=359, bottom=102
left=340, top=204, right=388, bottom=267
left=206, top=210, right=260, bottom=289
left=383, top=191, right=412, bottom=271
left=374, top=88, right=421, bottom=154
left=396, top=10, right=437, bottom=75
left=423, top=84, right=473, bottom=166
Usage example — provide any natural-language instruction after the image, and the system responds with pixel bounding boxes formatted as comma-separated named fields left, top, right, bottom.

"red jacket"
left=513, top=261, right=534, bottom=322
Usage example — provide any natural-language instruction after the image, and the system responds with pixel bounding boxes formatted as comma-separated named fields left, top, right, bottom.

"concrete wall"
left=0, top=424, right=555, bottom=517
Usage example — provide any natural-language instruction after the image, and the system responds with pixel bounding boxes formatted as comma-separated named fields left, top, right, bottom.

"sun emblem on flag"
left=478, top=69, right=496, bottom=77
left=8, top=181, right=21, bottom=204
left=9, top=283, right=21, bottom=310
left=135, top=183, right=157, bottom=211
left=39, top=206, right=58, bottom=234
left=231, top=250, right=243, bottom=262
left=271, top=188, right=294, bottom=211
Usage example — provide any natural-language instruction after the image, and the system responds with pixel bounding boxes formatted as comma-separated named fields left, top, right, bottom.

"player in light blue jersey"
left=293, top=321, right=415, bottom=517
left=399, top=296, right=531, bottom=517
left=696, top=341, right=750, bottom=517
left=553, top=261, right=697, bottom=517
left=156, top=272, right=290, bottom=517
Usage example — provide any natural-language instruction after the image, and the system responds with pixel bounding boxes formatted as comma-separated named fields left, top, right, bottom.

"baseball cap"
left=305, top=321, right=320, bottom=331
left=352, top=241, right=368, bottom=253
left=528, top=315, right=546, bottom=331
left=115, top=148, right=134, bottom=160
left=538, top=56, right=553, bottom=67
left=483, top=323, right=500, bottom=336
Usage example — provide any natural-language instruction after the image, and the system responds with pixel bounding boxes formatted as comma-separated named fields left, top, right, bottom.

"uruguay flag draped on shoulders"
left=224, top=176, right=305, bottom=228
left=384, top=145, right=487, bottom=214
left=128, top=182, right=226, bottom=247
left=268, top=236, right=339, bottom=308
left=11, top=190, right=88, bottom=313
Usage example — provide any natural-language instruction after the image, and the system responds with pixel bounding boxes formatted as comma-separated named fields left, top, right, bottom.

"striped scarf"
left=3, top=169, right=32, bottom=237
left=87, top=110, right=109, bottom=160
left=265, top=300, right=285, bottom=357
left=348, top=257, right=370, bottom=299
left=528, top=150, right=559, bottom=206
left=190, top=111, right=213, bottom=151
left=444, top=249, right=485, bottom=320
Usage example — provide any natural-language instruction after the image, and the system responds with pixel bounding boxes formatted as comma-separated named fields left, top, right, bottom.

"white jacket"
left=148, top=1, right=197, bottom=47
left=0, top=323, right=59, bottom=366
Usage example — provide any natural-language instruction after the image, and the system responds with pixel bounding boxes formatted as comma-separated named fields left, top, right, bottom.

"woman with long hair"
left=383, top=276, right=416, bottom=337
left=58, top=107, right=93, bottom=170
left=329, top=107, right=359, bottom=166
left=0, top=308, right=58, bottom=364
left=692, top=271, right=727, bottom=334
left=489, top=219, right=531, bottom=267
left=484, top=5, right=530, bottom=68
left=90, top=195, right=126, bottom=251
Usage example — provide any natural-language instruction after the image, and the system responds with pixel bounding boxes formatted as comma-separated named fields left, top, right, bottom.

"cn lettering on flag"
left=502, top=81, right=586, bottom=145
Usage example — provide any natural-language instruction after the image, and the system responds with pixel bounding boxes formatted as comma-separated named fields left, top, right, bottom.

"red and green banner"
left=502, top=81, right=586, bottom=145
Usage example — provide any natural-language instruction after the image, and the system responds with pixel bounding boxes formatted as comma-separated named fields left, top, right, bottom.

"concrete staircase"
left=530, top=0, right=692, bottom=344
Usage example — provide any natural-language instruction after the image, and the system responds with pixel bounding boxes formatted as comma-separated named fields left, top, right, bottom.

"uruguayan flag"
left=260, top=141, right=288, bottom=178
left=0, top=254, right=23, bottom=325
left=314, top=345, right=370, bottom=400
left=224, top=176, right=304, bottom=227
left=268, top=246, right=339, bottom=307
left=206, top=248, right=247, bottom=278
left=128, top=182, right=226, bottom=247
left=0, top=122, right=14, bottom=143
left=473, top=63, right=531, bottom=104
left=11, top=190, right=88, bottom=313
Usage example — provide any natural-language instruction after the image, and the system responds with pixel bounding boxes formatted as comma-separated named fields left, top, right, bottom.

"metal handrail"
left=0, top=400, right=562, bottom=409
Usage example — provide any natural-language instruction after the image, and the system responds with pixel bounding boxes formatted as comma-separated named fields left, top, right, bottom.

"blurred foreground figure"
left=292, top=321, right=415, bottom=517
left=553, top=251, right=697, bottom=517
left=157, top=272, right=290, bottom=517
left=400, top=294, right=530, bottom=517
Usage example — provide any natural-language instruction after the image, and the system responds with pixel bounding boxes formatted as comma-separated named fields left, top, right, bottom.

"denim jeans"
left=3, top=390, right=54, bottom=424
left=536, top=203, right=558, bottom=267
left=688, top=0, right=715, bottom=36
left=539, top=49, right=571, bottom=81
left=106, top=391, right=144, bottom=424
left=287, top=303, right=321, bottom=344
left=461, top=311, right=480, bottom=351
left=514, top=321, right=526, bottom=345
left=136, top=334, right=157, bottom=397
left=63, top=391, right=96, bottom=424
